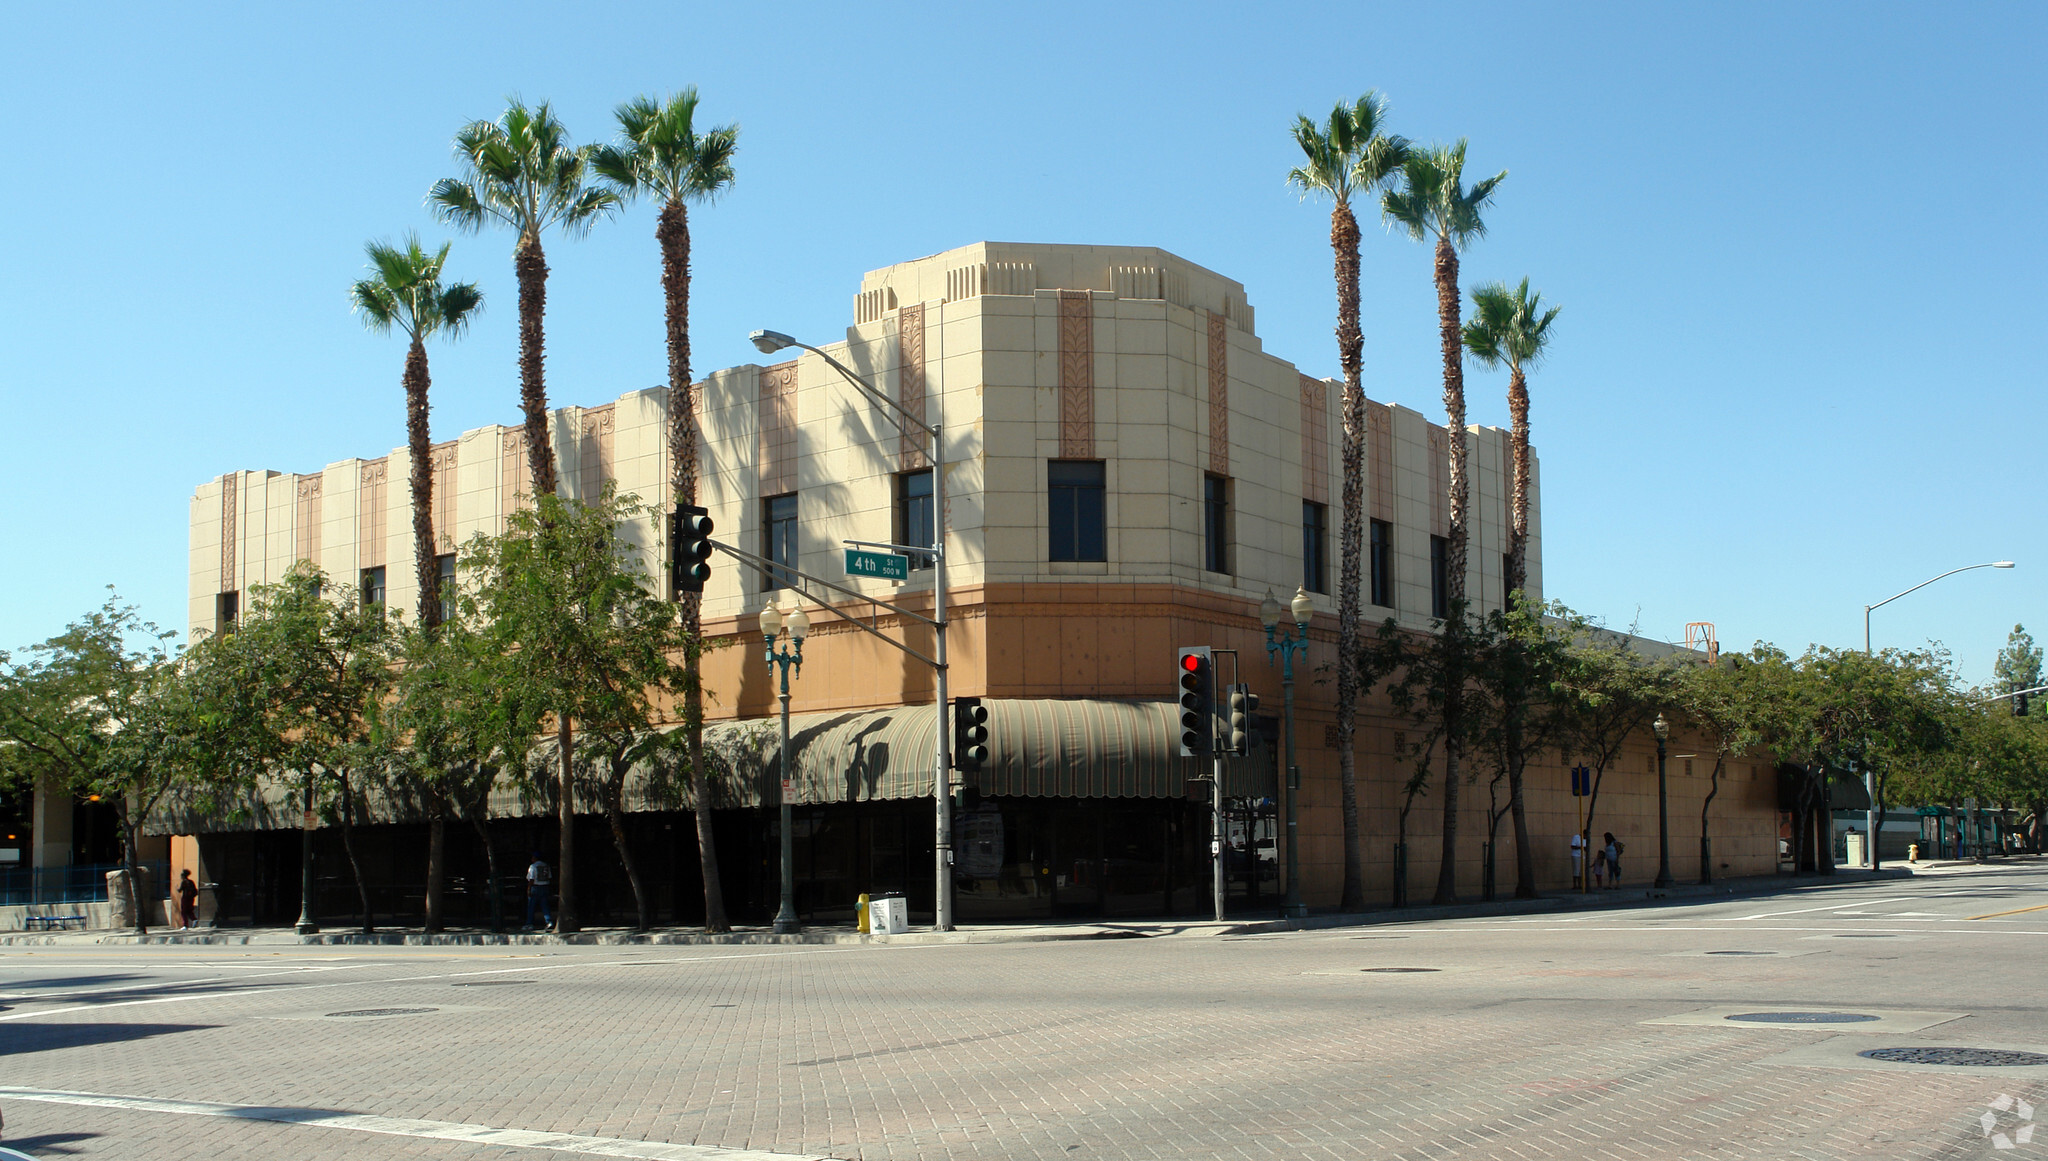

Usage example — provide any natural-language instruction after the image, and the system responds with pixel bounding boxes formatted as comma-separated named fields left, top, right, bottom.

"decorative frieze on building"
left=578, top=405, right=615, bottom=503
left=898, top=303, right=928, bottom=471
left=1367, top=401, right=1394, bottom=523
left=295, top=475, right=322, bottom=565
left=758, top=361, right=799, bottom=496
left=219, top=472, right=237, bottom=592
left=1207, top=311, right=1229, bottom=476
left=1056, top=290, right=1094, bottom=459
left=359, top=458, right=388, bottom=569
left=1300, top=376, right=1329, bottom=506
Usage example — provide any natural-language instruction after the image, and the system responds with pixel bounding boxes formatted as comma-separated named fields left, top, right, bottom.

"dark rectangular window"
left=436, top=553, right=457, bottom=623
left=897, top=469, right=934, bottom=571
left=214, top=591, right=238, bottom=635
left=1429, top=535, right=1449, bottom=620
left=1369, top=519, right=1393, bottom=608
left=361, top=566, right=387, bottom=609
left=1203, top=475, right=1231, bottom=574
left=763, top=493, right=798, bottom=591
left=1048, top=460, right=1106, bottom=562
left=1302, top=501, right=1327, bottom=594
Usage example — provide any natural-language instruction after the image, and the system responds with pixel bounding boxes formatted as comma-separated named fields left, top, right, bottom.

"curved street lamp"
left=762, top=599, right=810, bottom=934
left=1652, top=712, right=1672, bottom=888
left=1261, top=587, right=1316, bottom=919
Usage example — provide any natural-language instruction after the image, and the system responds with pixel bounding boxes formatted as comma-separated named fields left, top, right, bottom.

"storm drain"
left=1362, top=967, right=1441, bottom=973
left=324, top=1007, right=439, bottom=1018
left=1860, top=1047, right=2048, bottom=1067
left=1727, top=1012, right=1879, bottom=1024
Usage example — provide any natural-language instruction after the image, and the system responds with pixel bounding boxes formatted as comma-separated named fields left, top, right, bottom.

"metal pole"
left=1654, top=733, right=1673, bottom=888
left=1280, top=633, right=1305, bottom=919
left=772, top=644, right=799, bottom=935
left=293, top=774, right=318, bottom=935
left=932, top=423, right=953, bottom=932
left=1212, top=755, right=1226, bottom=922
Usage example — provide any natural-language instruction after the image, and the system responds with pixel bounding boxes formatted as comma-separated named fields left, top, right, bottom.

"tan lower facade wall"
left=695, top=581, right=1782, bottom=903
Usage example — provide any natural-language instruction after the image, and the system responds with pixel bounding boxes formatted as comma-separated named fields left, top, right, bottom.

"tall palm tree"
left=1382, top=140, right=1505, bottom=905
left=430, top=98, right=616, bottom=499
left=1287, top=93, right=1408, bottom=913
left=431, top=99, right=616, bottom=933
left=351, top=235, right=481, bottom=935
left=350, top=235, right=483, bottom=633
left=593, top=88, right=739, bottom=933
left=1462, top=277, right=1557, bottom=900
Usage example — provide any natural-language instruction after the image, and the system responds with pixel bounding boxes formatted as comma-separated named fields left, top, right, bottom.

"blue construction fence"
left=0, top=860, right=169, bottom=907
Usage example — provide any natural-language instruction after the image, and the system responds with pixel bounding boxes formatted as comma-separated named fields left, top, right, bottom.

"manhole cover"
left=1726, top=1012, right=1880, bottom=1024
left=1707, top=951, right=1774, bottom=956
left=325, top=1007, right=439, bottom=1018
left=451, top=980, right=533, bottom=987
left=1362, top=967, right=1440, bottom=973
left=1860, top=1047, right=2048, bottom=1067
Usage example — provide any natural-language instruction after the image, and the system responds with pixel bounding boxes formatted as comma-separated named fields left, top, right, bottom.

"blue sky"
left=3, top=2, right=2042, bottom=681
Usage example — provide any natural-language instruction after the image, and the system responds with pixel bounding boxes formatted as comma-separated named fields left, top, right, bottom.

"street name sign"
left=845, top=547, right=909, bottom=581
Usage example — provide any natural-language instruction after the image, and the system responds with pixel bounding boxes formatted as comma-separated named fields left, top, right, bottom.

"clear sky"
left=3, top=2, right=2042, bottom=682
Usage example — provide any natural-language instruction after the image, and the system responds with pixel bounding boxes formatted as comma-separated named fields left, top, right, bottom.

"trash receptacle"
left=1845, top=831, right=1867, bottom=868
left=870, top=893, right=909, bottom=935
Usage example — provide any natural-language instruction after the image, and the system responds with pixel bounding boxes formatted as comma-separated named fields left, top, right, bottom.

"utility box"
left=870, top=893, right=909, bottom=936
left=1845, top=831, right=1868, bottom=868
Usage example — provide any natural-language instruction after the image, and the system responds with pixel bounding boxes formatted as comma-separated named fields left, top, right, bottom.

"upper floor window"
left=1302, top=501, right=1327, bottom=594
left=1369, top=520, right=1392, bottom=608
left=897, top=469, right=935, bottom=571
left=1429, top=535, right=1449, bottom=620
left=1203, top=475, right=1231, bottom=574
left=361, top=566, right=387, bottom=609
left=763, top=493, right=798, bottom=591
left=1048, top=460, right=1106, bottom=562
left=214, top=591, right=238, bottom=635
left=436, top=553, right=457, bottom=623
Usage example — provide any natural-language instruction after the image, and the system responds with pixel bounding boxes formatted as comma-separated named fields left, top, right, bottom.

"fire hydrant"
left=1907, top=843, right=1920, bottom=863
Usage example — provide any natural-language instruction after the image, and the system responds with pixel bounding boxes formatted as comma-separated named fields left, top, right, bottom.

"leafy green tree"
left=351, top=235, right=483, bottom=633
left=1995, top=624, right=2043, bottom=696
left=593, top=87, right=739, bottom=932
left=430, top=99, right=616, bottom=499
left=1672, top=657, right=1765, bottom=883
left=1552, top=616, right=1682, bottom=867
left=1467, top=596, right=1572, bottom=898
left=1288, top=92, right=1409, bottom=912
left=1382, top=140, right=1505, bottom=904
left=0, top=591, right=186, bottom=933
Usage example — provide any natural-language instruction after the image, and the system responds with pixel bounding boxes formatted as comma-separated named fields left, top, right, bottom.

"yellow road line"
left=1968, top=902, right=2048, bottom=920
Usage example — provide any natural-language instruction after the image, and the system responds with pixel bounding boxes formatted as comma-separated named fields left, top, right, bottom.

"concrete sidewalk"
left=0, top=861, right=1966, bottom=949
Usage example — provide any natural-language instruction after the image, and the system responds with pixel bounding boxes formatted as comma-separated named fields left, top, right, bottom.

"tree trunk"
left=555, top=717, right=578, bottom=932
left=119, top=804, right=149, bottom=936
left=424, top=811, right=446, bottom=932
left=605, top=767, right=650, bottom=931
left=1506, top=366, right=1530, bottom=598
left=467, top=804, right=503, bottom=933
left=515, top=233, right=558, bottom=498
left=1431, top=235, right=1467, bottom=907
left=658, top=197, right=730, bottom=932
left=405, top=335, right=441, bottom=632
left=1507, top=733, right=1535, bottom=899
left=1870, top=772, right=1886, bottom=871
left=339, top=775, right=373, bottom=934
left=1700, top=756, right=1724, bottom=884
left=1331, top=201, right=1367, bottom=912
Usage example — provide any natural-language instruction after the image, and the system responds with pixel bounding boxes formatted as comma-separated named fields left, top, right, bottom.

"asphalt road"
left=2, top=863, right=2045, bottom=1160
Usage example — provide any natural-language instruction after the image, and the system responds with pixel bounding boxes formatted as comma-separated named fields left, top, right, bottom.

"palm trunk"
left=556, top=717, right=577, bottom=932
left=1506, top=366, right=1530, bottom=597
left=1331, top=201, right=1367, bottom=912
left=339, top=774, right=373, bottom=934
left=424, top=810, right=446, bottom=932
left=515, top=233, right=558, bottom=498
left=405, top=335, right=440, bottom=632
left=659, top=197, right=730, bottom=932
left=1433, top=235, right=1466, bottom=906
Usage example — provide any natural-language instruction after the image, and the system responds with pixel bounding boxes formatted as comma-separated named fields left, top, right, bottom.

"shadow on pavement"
left=0, top=1022, right=216, bottom=1058
left=1, top=1131, right=98, bottom=1156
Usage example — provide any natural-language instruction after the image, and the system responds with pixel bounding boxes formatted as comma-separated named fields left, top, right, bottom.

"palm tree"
left=1462, top=277, right=1557, bottom=900
left=1287, top=93, right=1408, bottom=913
left=593, top=88, right=739, bottom=933
left=351, top=234, right=481, bottom=933
left=429, top=98, right=616, bottom=499
left=1382, top=140, right=1505, bottom=905
left=1462, top=279, right=1557, bottom=599
left=431, top=98, right=616, bottom=933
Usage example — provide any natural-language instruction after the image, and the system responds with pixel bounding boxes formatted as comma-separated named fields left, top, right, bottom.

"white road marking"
left=0, top=963, right=363, bottom=1001
left=0, top=1086, right=836, bottom=1160
left=1720, top=897, right=1914, bottom=920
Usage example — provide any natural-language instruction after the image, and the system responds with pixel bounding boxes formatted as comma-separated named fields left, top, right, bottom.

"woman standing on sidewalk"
left=1603, top=833, right=1622, bottom=889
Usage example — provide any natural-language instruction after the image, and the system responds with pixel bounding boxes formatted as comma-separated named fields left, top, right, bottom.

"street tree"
left=1995, top=624, right=2043, bottom=697
left=1467, top=596, right=1572, bottom=898
left=1553, top=616, right=1681, bottom=860
left=593, top=87, right=739, bottom=932
left=1382, top=140, right=1505, bottom=904
left=1671, top=656, right=1765, bottom=883
left=1287, top=92, right=1409, bottom=912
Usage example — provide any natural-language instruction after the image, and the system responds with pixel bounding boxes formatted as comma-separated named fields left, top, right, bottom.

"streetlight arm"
left=1866, top=561, right=2015, bottom=616
left=770, top=335, right=938, bottom=445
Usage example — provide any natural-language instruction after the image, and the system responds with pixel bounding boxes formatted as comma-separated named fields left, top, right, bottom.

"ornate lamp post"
left=1262, top=587, right=1315, bottom=919
left=1652, top=712, right=1673, bottom=888
left=760, top=599, right=810, bottom=935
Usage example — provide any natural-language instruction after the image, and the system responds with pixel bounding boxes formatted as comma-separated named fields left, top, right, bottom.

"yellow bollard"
left=856, top=893, right=871, bottom=934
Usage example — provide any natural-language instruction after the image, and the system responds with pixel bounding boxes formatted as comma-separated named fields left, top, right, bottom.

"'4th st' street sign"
left=845, top=547, right=909, bottom=581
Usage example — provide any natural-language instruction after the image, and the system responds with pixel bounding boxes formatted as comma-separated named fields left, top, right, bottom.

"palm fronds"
left=1381, top=139, right=1506, bottom=250
left=1463, top=278, right=1559, bottom=372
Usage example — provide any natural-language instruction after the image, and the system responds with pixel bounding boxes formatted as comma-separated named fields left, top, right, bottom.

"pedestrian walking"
left=177, top=869, right=200, bottom=929
left=1603, top=832, right=1623, bottom=889
left=525, top=853, right=555, bottom=930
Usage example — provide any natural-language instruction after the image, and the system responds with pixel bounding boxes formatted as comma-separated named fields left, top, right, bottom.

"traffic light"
left=2017, top=692, right=2030, bottom=717
left=1177, top=647, right=1213, bottom=756
left=952, top=697, right=990, bottom=771
left=669, top=504, right=714, bottom=597
left=1225, top=684, right=1259, bottom=755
